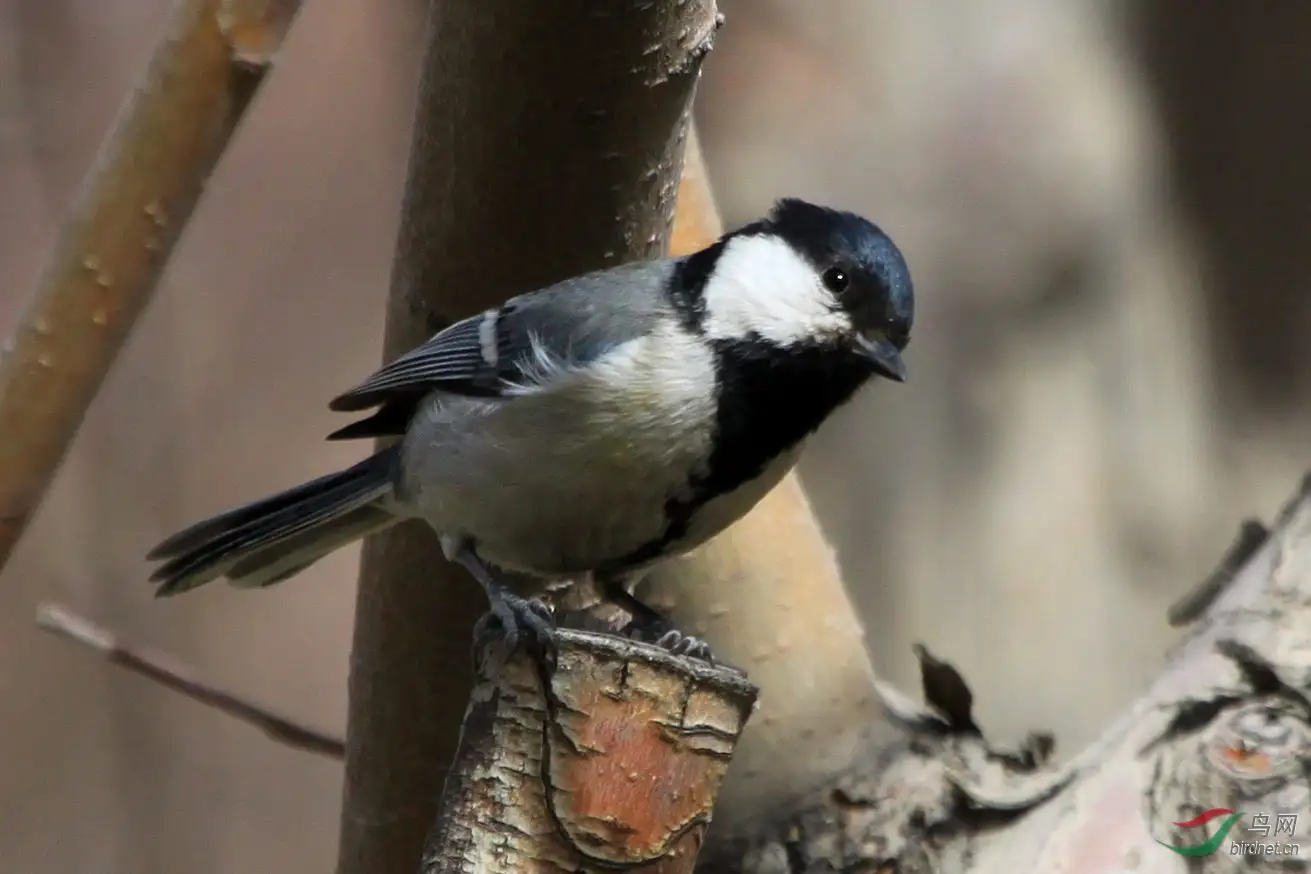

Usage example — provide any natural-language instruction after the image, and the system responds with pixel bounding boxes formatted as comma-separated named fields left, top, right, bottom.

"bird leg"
left=445, top=538, right=557, bottom=663
left=600, top=573, right=715, bottom=663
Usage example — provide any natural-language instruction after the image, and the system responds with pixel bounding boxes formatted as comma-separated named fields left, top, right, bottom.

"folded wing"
left=325, top=260, right=677, bottom=440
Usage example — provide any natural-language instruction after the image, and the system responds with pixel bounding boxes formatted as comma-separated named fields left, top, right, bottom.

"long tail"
left=147, top=448, right=402, bottom=597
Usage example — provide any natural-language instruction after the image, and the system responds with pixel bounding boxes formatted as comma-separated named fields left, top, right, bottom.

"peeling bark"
left=0, top=0, right=305, bottom=574
left=421, top=630, right=758, bottom=874
left=701, top=476, right=1311, bottom=873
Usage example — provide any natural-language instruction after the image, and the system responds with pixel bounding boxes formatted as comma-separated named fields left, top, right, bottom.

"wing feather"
left=328, top=312, right=499, bottom=412
left=325, top=260, right=680, bottom=438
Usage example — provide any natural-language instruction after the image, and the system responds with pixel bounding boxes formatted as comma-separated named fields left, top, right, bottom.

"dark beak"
left=855, top=334, right=907, bottom=382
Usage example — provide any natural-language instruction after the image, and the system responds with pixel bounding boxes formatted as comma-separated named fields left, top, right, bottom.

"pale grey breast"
left=392, top=258, right=722, bottom=576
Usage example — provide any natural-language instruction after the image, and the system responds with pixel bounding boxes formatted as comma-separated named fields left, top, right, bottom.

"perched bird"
left=147, top=198, right=914, bottom=655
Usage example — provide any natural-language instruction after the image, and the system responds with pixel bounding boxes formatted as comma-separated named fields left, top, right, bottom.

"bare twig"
left=35, top=602, right=345, bottom=760
left=422, top=630, right=758, bottom=874
left=0, top=0, right=305, bottom=578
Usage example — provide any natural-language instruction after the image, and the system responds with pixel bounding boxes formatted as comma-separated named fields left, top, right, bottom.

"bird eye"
left=822, top=266, right=849, bottom=292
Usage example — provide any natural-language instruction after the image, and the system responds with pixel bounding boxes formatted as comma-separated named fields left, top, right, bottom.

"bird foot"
left=473, top=592, right=557, bottom=669
left=595, top=574, right=716, bottom=663
left=654, top=628, right=716, bottom=663
left=448, top=538, right=558, bottom=670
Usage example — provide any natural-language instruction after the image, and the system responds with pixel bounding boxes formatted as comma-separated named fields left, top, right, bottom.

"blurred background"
left=2, top=0, right=1308, bottom=870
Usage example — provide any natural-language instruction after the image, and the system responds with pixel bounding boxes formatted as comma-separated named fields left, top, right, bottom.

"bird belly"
left=397, top=330, right=719, bottom=577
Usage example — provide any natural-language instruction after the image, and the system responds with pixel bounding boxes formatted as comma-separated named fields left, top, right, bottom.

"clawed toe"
left=450, top=539, right=557, bottom=668
left=655, top=629, right=715, bottom=663
left=476, top=594, right=558, bottom=668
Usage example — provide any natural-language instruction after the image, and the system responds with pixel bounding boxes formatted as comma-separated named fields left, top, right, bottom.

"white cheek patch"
left=699, top=233, right=849, bottom=345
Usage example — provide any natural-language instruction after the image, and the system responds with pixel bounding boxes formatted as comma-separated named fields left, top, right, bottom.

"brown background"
left=2, top=1, right=1309, bottom=871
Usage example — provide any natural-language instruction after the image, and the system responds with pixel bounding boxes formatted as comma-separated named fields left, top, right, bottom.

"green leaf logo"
left=1159, top=808, right=1245, bottom=857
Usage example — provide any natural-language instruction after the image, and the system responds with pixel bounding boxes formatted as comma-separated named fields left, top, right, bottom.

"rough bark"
left=335, top=5, right=721, bottom=874
left=421, top=630, right=758, bottom=874
left=698, top=475, right=1311, bottom=873
left=0, top=0, right=303, bottom=575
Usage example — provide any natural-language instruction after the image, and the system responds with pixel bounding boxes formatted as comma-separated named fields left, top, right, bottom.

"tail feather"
left=152, top=477, right=387, bottom=589
left=224, top=504, right=398, bottom=589
left=148, top=448, right=402, bottom=596
left=146, top=461, right=383, bottom=561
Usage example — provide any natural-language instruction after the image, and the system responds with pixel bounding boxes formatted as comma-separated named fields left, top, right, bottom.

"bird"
left=146, top=197, right=914, bottom=658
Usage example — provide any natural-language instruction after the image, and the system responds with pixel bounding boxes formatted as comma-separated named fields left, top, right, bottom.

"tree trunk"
left=335, top=4, right=722, bottom=874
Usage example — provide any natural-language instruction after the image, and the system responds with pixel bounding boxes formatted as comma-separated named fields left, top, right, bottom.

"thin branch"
left=35, top=602, right=345, bottom=760
left=0, top=0, right=305, bottom=578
